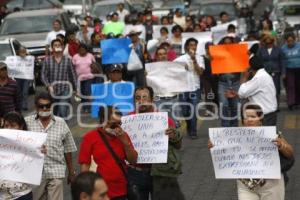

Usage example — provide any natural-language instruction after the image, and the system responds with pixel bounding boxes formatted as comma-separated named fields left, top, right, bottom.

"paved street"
left=55, top=101, right=299, bottom=200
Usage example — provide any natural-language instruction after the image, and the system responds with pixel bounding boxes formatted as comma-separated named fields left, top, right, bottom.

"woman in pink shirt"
left=72, top=43, right=95, bottom=113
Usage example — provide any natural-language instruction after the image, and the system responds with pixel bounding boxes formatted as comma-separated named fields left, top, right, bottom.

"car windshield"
left=0, top=15, right=57, bottom=35
left=92, top=4, right=129, bottom=16
left=162, top=0, right=182, bottom=7
left=64, top=0, right=82, bottom=5
left=282, top=5, right=300, bottom=16
left=200, top=3, right=236, bottom=17
left=0, top=44, right=13, bottom=61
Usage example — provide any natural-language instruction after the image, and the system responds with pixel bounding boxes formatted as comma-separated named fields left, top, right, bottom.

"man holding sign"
left=122, top=86, right=184, bottom=200
left=208, top=104, right=294, bottom=200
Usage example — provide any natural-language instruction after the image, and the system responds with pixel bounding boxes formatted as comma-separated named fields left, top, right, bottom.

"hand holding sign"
left=209, top=44, right=249, bottom=74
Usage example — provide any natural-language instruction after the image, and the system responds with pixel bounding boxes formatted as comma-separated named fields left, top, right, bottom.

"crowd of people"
left=0, top=1, right=298, bottom=200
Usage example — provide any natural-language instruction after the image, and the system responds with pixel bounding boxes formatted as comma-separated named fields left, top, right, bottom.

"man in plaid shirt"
left=41, top=39, right=77, bottom=119
left=25, top=92, right=77, bottom=200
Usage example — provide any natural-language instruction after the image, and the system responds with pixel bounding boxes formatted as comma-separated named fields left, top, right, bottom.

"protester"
left=259, top=18, right=277, bottom=37
left=90, top=33, right=102, bottom=64
left=72, top=43, right=95, bottom=113
left=45, top=19, right=65, bottom=55
left=41, top=39, right=78, bottom=118
left=0, top=62, right=21, bottom=114
left=14, top=46, right=31, bottom=111
left=238, top=56, right=278, bottom=125
left=67, top=31, right=80, bottom=58
left=202, top=42, right=219, bottom=115
left=144, top=9, right=156, bottom=42
left=175, top=38, right=204, bottom=139
left=258, top=35, right=282, bottom=105
left=159, top=42, right=177, bottom=61
left=281, top=33, right=300, bottom=110
left=0, top=5, right=8, bottom=25
left=217, top=36, right=240, bottom=127
left=116, top=3, right=129, bottom=22
left=0, top=112, right=42, bottom=200
left=219, top=11, right=230, bottom=24
left=173, top=8, right=186, bottom=30
left=107, top=64, right=124, bottom=83
left=153, top=47, right=180, bottom=124
left=25, top=92, right=77, bottom=200
left=102, top=12, right=125, bottom=37
left=56, top=33, right=70, bottom=57
left=171, top=25, right=183, bottom=57
left=71, top=172, right=109, bottom=200
left=77, top=20, right=93, bottom=45
left=208, top=104, right=294, bottom=200
left=79, top=105, right=138, bottom=200
left=158, top=27, right=170, bottom=45
left=127, top=86, right=184, bottom=200
left=124, top=30, right=147, bottom=87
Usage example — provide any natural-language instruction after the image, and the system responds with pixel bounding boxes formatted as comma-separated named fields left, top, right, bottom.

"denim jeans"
left=179, top=89, right=201, bottom=136
left=218, top=81, right=240, bottom=127
left=127, top=167, right=152, bottom=200
left=80, top=79, right=93, bottom=112
left=15, top=78, right=30, bottom=110
left=53, top=90, right=71, bottom=119
left=154, top=96, right=181, bottom=128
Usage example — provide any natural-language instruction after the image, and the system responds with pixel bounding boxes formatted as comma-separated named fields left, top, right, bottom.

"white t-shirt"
left=174, top=53, right=205, bottom=91
left=46, top=30, right=66, bottom=46
left=238, top=68, right=277, bottom=114
left=117, top=9, right=130, bottom=22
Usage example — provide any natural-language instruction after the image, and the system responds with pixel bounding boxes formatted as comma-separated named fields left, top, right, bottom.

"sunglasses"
left=38, top=103, right=51, bottom=109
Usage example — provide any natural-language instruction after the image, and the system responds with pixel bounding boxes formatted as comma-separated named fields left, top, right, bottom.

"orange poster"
left=209, top=44, right=249, bottom=74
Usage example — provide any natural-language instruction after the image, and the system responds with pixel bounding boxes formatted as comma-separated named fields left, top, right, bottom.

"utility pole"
left=82, top=0, right=86, bottom=16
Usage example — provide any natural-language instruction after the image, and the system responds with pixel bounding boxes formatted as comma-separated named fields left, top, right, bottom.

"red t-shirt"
left=78, top=128, right=134, bottom=198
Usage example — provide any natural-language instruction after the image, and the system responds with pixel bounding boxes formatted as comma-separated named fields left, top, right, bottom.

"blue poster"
left=101, top=38, right=132, bottom=64
left=91, top=82, right=135, bottom=118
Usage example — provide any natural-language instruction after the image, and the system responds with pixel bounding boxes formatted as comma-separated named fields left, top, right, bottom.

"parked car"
left=6, top=0, right=62, bottom=12
left=0, top=9, right=73, bottom=83
left=152, top=0, right=189, bottom=19
left=0, top=38, right=22, bottom=62
left=91, top=0, right=148, bottom=22
left=63, top=0, right=93, bottom=16
left=194, top=0, right=238, bottom=21
left=270, top=0, right=300, bottom=29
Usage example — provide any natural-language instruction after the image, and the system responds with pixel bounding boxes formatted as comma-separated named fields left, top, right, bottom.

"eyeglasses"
left=38, top=103, right=51, bottom=109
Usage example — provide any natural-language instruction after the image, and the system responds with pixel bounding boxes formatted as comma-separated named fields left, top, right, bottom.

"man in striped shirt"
left=0, top=62, right=21, bottom=114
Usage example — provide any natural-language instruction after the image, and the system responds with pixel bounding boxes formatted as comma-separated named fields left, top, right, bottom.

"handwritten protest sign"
left=91, top=82, right=135, bottom=117
left=152, top=25, right=173, bottom=40
left=209, top=44, right=249, bottom=74
left=101, top=38, right=132, bottom=64
left=146, top=61, right=193, bottom=94
left=209, top=126, right=281, bottom=179
left=0, top=129, right=46, bottom=185
left=121, top=112, right=169, bottom=163
left=211, top=20, right=238, bottom=44
left=5, top=56, right=35, bottom=80
left=181, top=32, right=212, bottom=55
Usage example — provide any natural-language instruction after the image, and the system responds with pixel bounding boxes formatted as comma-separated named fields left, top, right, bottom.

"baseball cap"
left=108, top=64, right=123, bottom=72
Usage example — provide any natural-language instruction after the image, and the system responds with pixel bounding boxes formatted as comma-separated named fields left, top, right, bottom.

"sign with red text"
left=0, top=129, right=46, bottom=185
left=121, top=112, right=169, bottom=163
left=209, top=127, right=281, bottom=179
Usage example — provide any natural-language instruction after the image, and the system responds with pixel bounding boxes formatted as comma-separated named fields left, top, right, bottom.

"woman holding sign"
left=208, top=104, right=294, bottom=200
left=0, top=112, right=46, bottom=200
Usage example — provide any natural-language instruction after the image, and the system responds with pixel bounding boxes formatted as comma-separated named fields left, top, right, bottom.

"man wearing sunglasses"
left=25, top=92, right=77, bottom=200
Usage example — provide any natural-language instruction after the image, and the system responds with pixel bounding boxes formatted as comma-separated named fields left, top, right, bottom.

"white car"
left=270, top=0, right=300, bottom=32
left=63, top=0, right=93, bottom=16
left=0, top=38, right=22, bottom=62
